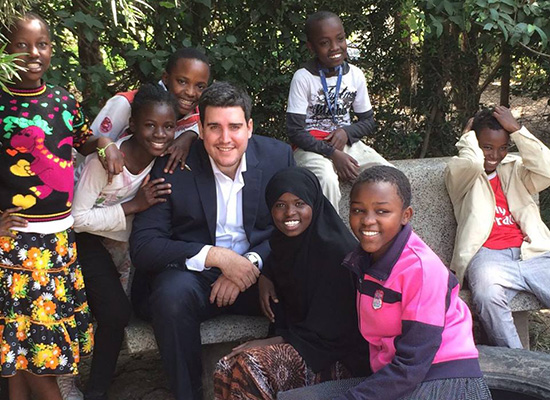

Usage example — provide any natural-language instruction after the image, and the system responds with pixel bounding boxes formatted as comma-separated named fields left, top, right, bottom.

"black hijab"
left=263, top=167, right=367, bottom=374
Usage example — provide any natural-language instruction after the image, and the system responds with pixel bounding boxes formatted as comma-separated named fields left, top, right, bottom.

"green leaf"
left=516, top=22, right=528, bottom=32
left=222, top=59, right=233, bottom=71
left=194, top=0, right=212, bottom=7
left=160, top=1, right=176, bottom=8
left=497, top=20, right=509, bottom=40
left=500, top=13, right=514, bottom=24
left=499, top=4, right=514, bottom=14
left=500, top=0, right=515, bottom=6
left=449, top=15, right=464, bottom=27
left=429, top=15, right=444, bottom=37
left=226, top=35, right=237, bottom=44
left=242, top=69, right=251, bottom=81
left=140, top=61, right=153, bottom=76
left=489, top=8, right=499, bottom=21
left=483, top=22, right=494, bottom=30
left=83, top=28, right=95, bottom=43
left=534, top=26, right=548, bottom=48
left=443, top=0, right=454, bottom=15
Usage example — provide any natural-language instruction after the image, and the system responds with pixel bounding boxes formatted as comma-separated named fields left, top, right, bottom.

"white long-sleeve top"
left=73, top=136, right=154, bottom=242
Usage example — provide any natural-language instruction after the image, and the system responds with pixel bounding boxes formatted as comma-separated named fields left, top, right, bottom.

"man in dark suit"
left=130, top=81, right=294, bottom=400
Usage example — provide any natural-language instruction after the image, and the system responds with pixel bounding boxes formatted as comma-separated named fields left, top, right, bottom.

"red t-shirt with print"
left=484, top=173, right=524, bottom=249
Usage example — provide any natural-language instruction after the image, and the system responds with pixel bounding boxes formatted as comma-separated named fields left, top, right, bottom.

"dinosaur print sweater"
left=0, top=84, right=92, bottom=234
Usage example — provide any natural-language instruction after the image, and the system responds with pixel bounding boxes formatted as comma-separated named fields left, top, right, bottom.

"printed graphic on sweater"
left=9, top=125, right=73, bottom=208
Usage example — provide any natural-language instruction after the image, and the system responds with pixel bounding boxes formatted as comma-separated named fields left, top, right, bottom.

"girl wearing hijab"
left=213, top=167, right=369, bottom=400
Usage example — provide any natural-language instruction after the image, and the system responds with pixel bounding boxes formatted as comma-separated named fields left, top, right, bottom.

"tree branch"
left=477, top=58, right=502, bottom=97
left=518, top=42, right=550, bottom=59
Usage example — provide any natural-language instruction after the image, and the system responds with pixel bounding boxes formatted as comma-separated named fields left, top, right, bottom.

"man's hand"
left=210, top=275, right=241, bottom=307
left=493, top=106, right=521, bottom=134
left=205, top=247, right=260, bottom=291
left=325, top=128, right=348, bottom=151
left=259, top=275, right=278, bottom=322
left=162, top=131, right=197, bottom=174
left=330, top=149, right=359, bottom=181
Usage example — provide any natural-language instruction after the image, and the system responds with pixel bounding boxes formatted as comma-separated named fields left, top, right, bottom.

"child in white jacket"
left=445, top=105, right=550, bottom=348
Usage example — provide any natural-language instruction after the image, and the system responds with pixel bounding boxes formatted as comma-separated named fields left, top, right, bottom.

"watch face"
left=246, top=254, right=259, bottom=267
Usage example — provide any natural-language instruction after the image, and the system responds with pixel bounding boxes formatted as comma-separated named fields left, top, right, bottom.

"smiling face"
left=130, top=102, right=177, bottom=157
left=162, top=58, right=210, bottom=117
left=306, top=16, right=347, bottom=70
left=199, top=106, right=252, bottom=179
left=271, top=192, right=313, bottom=237
left=477, top=127, right=510, bottom=174
left=5, top=17, right=52, bottom=89
left=349, top=181, right=412, bottom=262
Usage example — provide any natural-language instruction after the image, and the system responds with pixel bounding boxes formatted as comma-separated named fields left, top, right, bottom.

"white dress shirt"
left=185, top=154, right=262, bottom=271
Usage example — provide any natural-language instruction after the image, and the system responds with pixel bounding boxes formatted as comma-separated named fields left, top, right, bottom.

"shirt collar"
left=158, top=80, right=167, bottom=91
left=343, top=223, right=412, bottom=281
left=209, top=153, right=247, bottom=183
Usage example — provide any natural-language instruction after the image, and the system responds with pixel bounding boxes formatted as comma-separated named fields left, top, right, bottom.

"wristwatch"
left=244, top=252, right=260, bottom=268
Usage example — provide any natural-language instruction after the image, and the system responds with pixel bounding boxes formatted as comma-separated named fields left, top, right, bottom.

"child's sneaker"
left=57, top=376, right=84, bottom=400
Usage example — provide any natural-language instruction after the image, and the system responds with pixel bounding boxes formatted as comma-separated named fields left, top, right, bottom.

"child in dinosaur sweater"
left=0, top=12, right=123, bottom=400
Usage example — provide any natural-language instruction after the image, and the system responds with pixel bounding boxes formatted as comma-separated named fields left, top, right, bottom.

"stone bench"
left=123, top=156, right=547, bottom=397
left=124, top=314, right=270, bottom=354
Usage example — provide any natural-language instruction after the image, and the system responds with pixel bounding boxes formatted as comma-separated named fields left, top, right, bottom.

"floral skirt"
left=0, top=228, right=93, bottom=376
left=213, top=343, right=352, bottom=400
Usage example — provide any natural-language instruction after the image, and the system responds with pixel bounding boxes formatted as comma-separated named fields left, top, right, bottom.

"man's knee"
left=150, top=270, right=205, bottom=321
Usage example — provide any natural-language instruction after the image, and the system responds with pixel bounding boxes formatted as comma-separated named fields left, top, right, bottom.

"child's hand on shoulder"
left=326, top=128, right=348, bottom=151
left=0, top=207, right=27, bottom=238
left=123, top=175, right=172, bottom=215
left=493, top=106, right=521, bottom=134
left=330, top=149, right=360, bottom=181
left=97, top=137, right=125, bottom=184
left=162, top=130, right=197, bottom=174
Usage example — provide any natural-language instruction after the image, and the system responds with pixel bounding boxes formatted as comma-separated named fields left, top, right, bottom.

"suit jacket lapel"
left=243, top=142, right=262, bottom=237
left=194, top=142, right=217, bottom=244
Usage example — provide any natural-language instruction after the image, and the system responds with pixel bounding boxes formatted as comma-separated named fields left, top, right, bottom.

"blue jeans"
left=467, top=247, right=550, bottom=348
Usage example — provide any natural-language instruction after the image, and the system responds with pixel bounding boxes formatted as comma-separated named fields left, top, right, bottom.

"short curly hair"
left=164, top=47, right=210, bottom=75
left=2, top=12, right=50, bottom=40
left=305, top=11, right=342, bottom=41
left=131, top=83, right=178, bottom=119
left=351, top=165, right=412, bottom=209
left=472, top=108, right=504, bottom=138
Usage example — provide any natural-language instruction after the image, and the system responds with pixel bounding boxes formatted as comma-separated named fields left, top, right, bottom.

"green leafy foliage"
left=1, top=0, right=548, bottom=160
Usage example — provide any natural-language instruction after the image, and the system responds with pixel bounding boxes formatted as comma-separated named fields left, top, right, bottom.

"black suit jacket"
left=130, top=134, right=294, bottom=274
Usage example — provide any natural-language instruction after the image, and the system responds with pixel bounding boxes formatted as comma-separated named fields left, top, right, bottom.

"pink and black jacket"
left=337, top=224, right=482, bottom=399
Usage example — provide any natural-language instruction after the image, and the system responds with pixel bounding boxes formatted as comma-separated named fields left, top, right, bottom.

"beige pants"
left=294, top=141, right=390, bottom=212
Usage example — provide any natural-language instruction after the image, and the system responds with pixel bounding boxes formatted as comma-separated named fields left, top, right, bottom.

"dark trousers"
left=147, top=267, right=261, bottom=400
left=76, top=232, right=132, bottom=397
